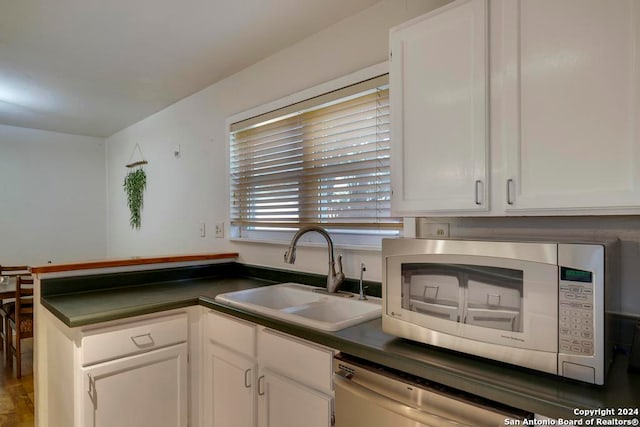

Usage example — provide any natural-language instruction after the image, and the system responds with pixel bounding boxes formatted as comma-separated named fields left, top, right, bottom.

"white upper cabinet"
left=501, top=0, right=640, bottom=213
left=391, top=0, right=640, bottom=216
left=390, top=0, right=489, bottom=215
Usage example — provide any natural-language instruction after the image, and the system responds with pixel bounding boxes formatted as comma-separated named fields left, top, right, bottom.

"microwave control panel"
left=558, top=267, right=594, bottom=356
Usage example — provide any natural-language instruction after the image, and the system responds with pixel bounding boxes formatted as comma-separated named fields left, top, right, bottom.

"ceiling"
left=0, top=0, right=382, bottom=138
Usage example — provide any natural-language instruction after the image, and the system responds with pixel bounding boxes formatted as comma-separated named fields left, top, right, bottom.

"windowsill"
left=229, top=237, right=382, bottom=253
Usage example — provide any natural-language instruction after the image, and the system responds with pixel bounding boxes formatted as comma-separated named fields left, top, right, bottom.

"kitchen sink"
left=214, top=283, right=381, bottom=331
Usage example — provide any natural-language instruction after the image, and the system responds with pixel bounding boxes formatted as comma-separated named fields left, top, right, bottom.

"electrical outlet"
left=215, top=222, right=224, bottom=238
left=424, top=222, right=449, bottom=238
left=199, top=222, right=206, bottom=238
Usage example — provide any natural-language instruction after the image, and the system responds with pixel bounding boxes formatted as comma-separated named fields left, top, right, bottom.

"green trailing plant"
left=123, top=168, right=146, bottom=229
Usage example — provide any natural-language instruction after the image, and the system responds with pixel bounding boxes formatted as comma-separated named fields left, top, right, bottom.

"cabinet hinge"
left=187, top=351, right=191, bottom=364
left=390, top=50, right=393, bottom=60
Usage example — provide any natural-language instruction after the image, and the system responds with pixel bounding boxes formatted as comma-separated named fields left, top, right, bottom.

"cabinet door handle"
left=131, top=333, right=155, bottom=348
left=87, top=373, right=97, bottom=407
left=475, top=180, right=483, bottom=205
left=257, top=375, right=265, bottom=396
left=506, top=179, right=515, bottom=205
left=244, top=368, right=252, bottom=389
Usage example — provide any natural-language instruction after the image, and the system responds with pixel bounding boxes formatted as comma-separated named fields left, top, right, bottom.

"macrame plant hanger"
left=126, top=143, right=148, bottom=168
left=124, top=144, right=148, bottom=229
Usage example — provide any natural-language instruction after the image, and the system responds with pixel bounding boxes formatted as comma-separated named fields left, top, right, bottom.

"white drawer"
left=259, top=328, right=334, bottom=394
left=81, top=313, right=188, bottom=366
left=206, top=311, right=256, bottom=357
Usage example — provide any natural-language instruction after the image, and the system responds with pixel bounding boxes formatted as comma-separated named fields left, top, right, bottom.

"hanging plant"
left=123, top=167, right=146, bottom=229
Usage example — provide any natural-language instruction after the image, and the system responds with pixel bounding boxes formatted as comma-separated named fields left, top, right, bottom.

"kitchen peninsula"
left=31, top=255, right=640, bottom=426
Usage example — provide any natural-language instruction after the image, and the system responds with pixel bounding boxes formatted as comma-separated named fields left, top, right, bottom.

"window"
left=229, top=74, right=401, bottom=246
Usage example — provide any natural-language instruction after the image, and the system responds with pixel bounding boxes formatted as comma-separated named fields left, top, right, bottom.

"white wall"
left=0, top=124, right=106, bottom=266
left=105, top=0, right=451, bottom=282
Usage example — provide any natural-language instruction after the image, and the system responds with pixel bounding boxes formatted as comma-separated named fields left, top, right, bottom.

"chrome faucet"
left=284, top=226, right=345, bottom=293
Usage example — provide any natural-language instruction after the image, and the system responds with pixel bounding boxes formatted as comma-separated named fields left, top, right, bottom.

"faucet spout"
left=284, top=226, right=345, bottom=293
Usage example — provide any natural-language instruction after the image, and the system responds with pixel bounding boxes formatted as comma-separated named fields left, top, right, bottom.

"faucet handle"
left=333, top=255, right=345, bottom=286
left=359, top=262, right=368, bottom=300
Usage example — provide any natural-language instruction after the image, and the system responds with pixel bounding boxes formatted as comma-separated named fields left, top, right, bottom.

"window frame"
left=225, top=62, right=404, bottom=249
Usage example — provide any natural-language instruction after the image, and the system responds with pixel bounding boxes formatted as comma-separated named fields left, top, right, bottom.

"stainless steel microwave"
left=382, top=238, right=619, bottom=384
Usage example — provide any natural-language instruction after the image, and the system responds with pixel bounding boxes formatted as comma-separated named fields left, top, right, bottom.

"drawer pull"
left=506, top=179, right=515, bottom=205
left=258, top=375, right=265, bottom=396
left=131, top=333, right=155, bottom=349
left=244, top=368, right=252, bottom=388
left=475, top=180, right=483, bottom=205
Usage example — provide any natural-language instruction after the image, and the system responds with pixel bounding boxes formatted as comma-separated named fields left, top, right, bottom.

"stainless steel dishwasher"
left=334, top=354, right=532, bottom=427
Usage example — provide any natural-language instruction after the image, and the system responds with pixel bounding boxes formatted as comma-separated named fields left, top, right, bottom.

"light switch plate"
left=215, top=222, right=224, bottom=238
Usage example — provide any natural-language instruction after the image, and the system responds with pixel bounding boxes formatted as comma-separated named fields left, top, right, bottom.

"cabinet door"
left=501, top=0, right=640, bottom=212
left=204, top=341, right=256, bottom=427
left=390, top=0, right=489, bottom=215
left=258, top=369, right=332, bottom=427
left=81, top=343, right=188, bottom=427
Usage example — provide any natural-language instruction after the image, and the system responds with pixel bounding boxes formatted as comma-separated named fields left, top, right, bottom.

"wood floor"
left=0, top=338, right=34, bottom=427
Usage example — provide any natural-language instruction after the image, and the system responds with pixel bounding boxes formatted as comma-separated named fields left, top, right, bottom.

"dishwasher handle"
left=334, top=373, right=468, bottom=426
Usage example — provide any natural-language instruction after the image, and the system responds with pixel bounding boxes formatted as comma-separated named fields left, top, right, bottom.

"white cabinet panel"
left=392, top=0, right=640, bottom=216
left=204, top=342, right=256, bottom=427
left=258, top=328, right=333, bottom=394
left=204, top=313, right=335, bottom=427
left=391, top=0, right=489, bottom=214
left=81, top=313, right=188, bottom=366
left=81, top=343, right=188, bottom=427
left=501, top=0, right=640, bottom=212
left=259, top=369, right=332, bottom=427
left=206, top=310, right=257, bottom=357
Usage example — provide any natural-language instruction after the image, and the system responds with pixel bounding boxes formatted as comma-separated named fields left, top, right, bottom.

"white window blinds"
left=230, top=75, right=400, bottom=233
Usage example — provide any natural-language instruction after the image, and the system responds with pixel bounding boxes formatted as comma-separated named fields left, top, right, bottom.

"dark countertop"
left=40, top=268, right=640, bottom=420
left=42, top=276, right=273, bottom=327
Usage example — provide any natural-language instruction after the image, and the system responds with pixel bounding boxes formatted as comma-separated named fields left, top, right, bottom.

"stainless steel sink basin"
left=214, top=283, right=381, bottom=331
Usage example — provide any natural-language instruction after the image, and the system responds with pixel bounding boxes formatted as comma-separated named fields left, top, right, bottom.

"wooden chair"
left=5, top=275, right=34, bottom=378
left=0, top=265, right=30, bottom=355
left=0, top=266, right=30, bottom=276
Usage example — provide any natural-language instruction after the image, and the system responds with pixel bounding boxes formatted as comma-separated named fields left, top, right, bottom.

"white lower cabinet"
left=42, top=306, right=334, bottom=427
left=81, top=343, right=188, bottom=427
left=204, top=311, right=335, bottom=427
left=78, top=312, right=189, bottom=427
left=39, top=308, right=191, bottom=427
